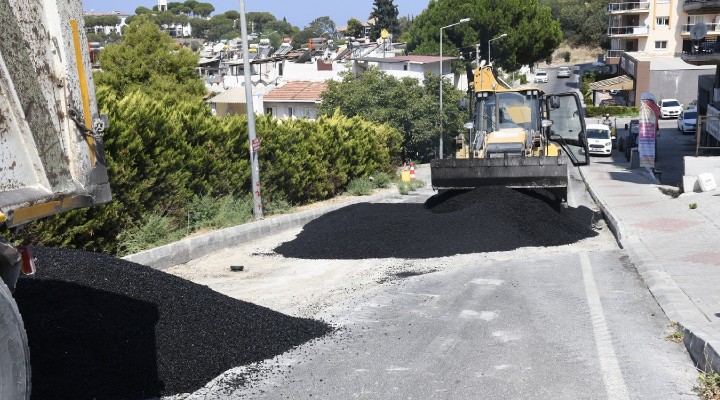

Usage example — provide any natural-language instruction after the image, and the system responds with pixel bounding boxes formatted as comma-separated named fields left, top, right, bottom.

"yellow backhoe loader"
left=431, top=65, right=590, bottom=204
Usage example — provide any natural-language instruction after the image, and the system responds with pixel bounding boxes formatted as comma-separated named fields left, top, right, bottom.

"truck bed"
left=0, top=0, right=111, bottom=228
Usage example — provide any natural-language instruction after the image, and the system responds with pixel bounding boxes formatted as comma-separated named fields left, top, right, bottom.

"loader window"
left=546, top=93, right=589, bottom=166
left=478, top=92, right=539, bottom=132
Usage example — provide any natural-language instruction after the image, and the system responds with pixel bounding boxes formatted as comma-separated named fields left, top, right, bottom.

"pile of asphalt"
left=275, top=186, right=598, bottom=259
left=14, top=246, right=332, bottom=400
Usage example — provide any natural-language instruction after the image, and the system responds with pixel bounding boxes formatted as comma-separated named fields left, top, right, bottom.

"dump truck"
left=431, top=65, right=590, bottom=204
left=0, top=1, right=110, bottom=398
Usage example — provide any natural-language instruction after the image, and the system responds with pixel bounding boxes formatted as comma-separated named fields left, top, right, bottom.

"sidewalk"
left=580, top=158, right=720, bottom=374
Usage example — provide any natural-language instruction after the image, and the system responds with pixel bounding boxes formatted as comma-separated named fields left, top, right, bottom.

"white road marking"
left=471, top=278, right=505, bottom=286
left=580, top=252, right=630, bottom=400
left=459, top=310, right=498, bottom=320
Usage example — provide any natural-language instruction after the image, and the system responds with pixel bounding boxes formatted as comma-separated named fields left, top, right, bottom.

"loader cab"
left=544, top=93, right=589, bottom=166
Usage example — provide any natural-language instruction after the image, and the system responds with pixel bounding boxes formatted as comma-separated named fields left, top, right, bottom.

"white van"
left=586, top=123, right=613, bottom=156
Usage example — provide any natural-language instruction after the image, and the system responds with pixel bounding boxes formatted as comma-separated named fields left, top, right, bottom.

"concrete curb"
left=579, top=166, right=720, bottom=374
left=122, top=190, right=403, bottom=270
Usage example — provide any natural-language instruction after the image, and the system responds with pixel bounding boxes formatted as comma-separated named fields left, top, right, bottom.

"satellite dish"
left=690, top=22, right=708, bottom=40
left=644, top=17, right=651, bottom=27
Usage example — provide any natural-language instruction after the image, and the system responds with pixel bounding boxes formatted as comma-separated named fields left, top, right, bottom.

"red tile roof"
left=264, top=81, right=327, bottom=102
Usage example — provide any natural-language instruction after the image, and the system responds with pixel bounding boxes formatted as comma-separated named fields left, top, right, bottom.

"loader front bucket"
left=430, top=157, right=569, bottom=191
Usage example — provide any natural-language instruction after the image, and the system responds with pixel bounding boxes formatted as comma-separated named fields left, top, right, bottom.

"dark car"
left=621, top=119, right=659, bottom=162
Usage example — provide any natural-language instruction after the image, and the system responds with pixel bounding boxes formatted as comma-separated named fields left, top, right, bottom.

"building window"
left=287, top=107, right=294, bottom=118
left=403, top=64, right=408, bottom=71
left=656, top=0, right=669, bottom=3
left=655, top=41, right=668, bottom=50
left=266, top=107, right=273, bottom=116
left=656, top=17, right=669, bottom=26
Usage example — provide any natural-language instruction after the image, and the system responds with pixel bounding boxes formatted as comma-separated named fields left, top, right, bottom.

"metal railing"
left=607, top=2, right=651, bottom=12
left=681, top=37, right=720, bottom=54
left=606, top=49, right=626, bottom=58
left=685, top=0, right=720, bottom=6
left=681, top=23, right=720, bottom=32
left=608, top=26, right=649, bottom=35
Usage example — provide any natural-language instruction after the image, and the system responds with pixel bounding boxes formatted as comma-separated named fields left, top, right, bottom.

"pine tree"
left=369, top=0, right=400, bottom=41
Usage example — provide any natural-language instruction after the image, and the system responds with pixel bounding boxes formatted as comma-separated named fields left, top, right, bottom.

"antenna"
left=690, top=22, right=708, bottom=41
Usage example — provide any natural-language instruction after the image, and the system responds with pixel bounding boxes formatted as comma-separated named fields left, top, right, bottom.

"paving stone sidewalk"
left=580, top=160, right=720, bottom=374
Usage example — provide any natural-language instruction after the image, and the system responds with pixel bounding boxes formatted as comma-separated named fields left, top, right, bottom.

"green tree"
left=265, top=19, right=296, bottom=37
left=224, top=10, right=241, bottom=21
left=190, top=17, right=212, bottom=38
left=309, top=16, right=337, bottom=39
left=369, top=0, right=400, bottom=40
left=207, top=15, right=236, bottom=41
left=193, top=2, right=215, bottom=18
left=292, top=27, right=322, bottom=49
left=135, top=6, right=152, bottom=15
left=542, top=0, right=609, bottom=48
left=318, top=68, right=465, bottom=161
left=346, top=17, right=364, bottom=38
left=404, top=0, right=562, bottom=71
left=247, top=12, right=277, bottom=33
left=94, top=15, right=205, bottom=99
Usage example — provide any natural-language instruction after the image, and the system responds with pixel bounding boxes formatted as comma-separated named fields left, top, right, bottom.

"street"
left=165, top=165, right=699, bottom=399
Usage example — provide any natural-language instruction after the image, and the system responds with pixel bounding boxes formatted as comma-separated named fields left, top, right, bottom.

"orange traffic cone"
left=410, top=162, right=416, bottom=180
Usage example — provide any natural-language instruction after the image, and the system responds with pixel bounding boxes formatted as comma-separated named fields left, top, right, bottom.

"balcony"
left=607, top=2, right=650, bottom=14
left=681, top=22, right=720, bottom=34
left=608, top=25, right=649, bottom=37
left=684, top=0, right=720, bottom=15
left=681, top=38, right=720, bottom=65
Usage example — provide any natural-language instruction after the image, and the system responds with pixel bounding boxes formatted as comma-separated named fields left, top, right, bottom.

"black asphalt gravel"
left=275, top=187, right=599, bottom=259
left=14, top=246, right=332, bottom=400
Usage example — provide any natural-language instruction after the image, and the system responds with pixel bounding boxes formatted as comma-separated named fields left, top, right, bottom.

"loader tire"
left=0, top=281, right=31, bottom=400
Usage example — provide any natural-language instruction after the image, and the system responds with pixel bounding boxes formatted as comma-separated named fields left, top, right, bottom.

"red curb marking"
left=635, top=218, right=696, bottom=233
left=680, top=252, right=720, bottom=266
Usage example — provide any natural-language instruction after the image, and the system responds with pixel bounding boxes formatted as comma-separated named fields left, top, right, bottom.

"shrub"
left=563, top=51, right=571, bottom=62
left=371, top=172, right=391, bottom=188
left=585, top=105, right=639, bottom=117
left=118, top=213, right=183, bottom=256
left=347, top=178, right=374, bottom=196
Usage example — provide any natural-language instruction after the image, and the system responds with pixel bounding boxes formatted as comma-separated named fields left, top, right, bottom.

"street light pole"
left=488, top=33, right=507, bottom=66
left=439, top=18, right=470, bottom=160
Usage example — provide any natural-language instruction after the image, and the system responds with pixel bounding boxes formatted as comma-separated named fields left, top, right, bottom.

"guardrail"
left=608, top=26, right=649, bottom=35
left=606, top=49, right=626, bottom=58
left=681, top=37, right=720, bottom=54
left=607, top=2, right=650, bottom=12
left=681, top=23, right=720, bottom=32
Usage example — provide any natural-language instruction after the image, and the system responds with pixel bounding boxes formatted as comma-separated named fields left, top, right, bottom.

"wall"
left=650, top=69, right=714, bottom=105
left=263, top=101, right=318, bottom=120
left=683, top=156, right=720, bottom=192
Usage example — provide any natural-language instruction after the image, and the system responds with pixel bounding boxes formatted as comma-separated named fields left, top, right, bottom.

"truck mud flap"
left=430, top=157, right=568, bottom=190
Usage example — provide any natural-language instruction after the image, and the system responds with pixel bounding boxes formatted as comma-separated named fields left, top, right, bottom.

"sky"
left=82, top=0, right=429, bottom=29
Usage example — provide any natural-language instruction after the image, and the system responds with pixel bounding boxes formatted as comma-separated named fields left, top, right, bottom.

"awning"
left=207, top=86, right=248, bottom=104
left=588, top=75, right=634, bottom=91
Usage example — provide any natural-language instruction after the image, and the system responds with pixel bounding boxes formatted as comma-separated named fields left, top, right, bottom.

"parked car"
left=586, top=123, right=613, bottom=156
left=609, top=89, right=621, bottom=95
left=557, top=66, right=571, bottom=78
left=677, top=108, right=697, bottom=134
left=659, top=98, right=683, bottom=119
left=618, top=119, right=639, bottom=153
left=534, top=70, right=548, bottom=83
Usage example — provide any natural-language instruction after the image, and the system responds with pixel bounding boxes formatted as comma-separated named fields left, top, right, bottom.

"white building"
left=84, top=11, right=129, bottom=35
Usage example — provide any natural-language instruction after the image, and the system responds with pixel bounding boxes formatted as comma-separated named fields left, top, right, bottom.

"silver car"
left=677, top=108, right=697, bottom=134
left=557, top=66, right=571, bottom=78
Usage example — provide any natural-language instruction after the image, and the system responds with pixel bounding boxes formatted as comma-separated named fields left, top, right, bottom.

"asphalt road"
left=169, top=167, right=699, bottom=399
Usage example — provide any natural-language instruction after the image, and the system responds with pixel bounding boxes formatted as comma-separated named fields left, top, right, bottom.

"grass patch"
left=696, top=371, right=720, bottom=400
left=665, top=321, right=684, bottom=343
left=397, top=179, right=425, bottom=195
left=370, top=171, right=392, bottom=188
left=118, top=213, right=184, bottom=256
left=346, top=178, right=374, bottom=196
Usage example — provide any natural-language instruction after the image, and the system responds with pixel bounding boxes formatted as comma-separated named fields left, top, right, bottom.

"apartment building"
left=604, top=0, right=715, bottom=106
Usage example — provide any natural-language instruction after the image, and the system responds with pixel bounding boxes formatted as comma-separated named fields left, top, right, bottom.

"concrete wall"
left=683, top=156, right=720, bottom=192
left=650, top=69, right=715, bottom=106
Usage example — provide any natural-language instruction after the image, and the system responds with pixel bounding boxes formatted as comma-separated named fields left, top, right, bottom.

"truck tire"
left=0, top=282, right=31, bottom=400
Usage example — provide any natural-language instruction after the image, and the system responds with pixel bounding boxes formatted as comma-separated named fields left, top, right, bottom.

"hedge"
left=585, top=105, right=639, bottom=118
left=14, top=91, right=402, bottom=255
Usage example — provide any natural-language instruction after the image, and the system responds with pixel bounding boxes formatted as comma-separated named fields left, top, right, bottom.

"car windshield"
left=586, top=129, right=610, bottom=139
left=663, top=100, right=680, bottom=107
left=537, top=71, right=546, bottom=76
left=684, top=111, right=697, bottom=119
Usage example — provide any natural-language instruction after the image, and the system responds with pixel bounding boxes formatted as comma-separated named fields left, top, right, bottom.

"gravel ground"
left=13, top=247, right=332, bottom=400
left=275, top=187, right=599, bottom=259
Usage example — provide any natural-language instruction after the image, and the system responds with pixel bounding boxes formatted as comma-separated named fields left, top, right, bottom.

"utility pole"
left=239, top=0, right=263, bottom=219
